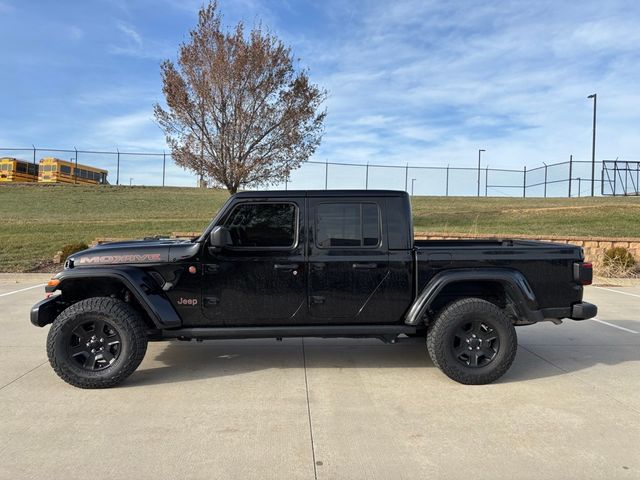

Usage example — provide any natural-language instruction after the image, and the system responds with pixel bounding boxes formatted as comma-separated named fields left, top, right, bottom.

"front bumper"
left=570, top=302, right=598, bottom=320
left=30, top=296, right=62, bottom=327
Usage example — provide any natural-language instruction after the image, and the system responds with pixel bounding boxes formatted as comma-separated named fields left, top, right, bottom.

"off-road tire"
left=47, top=297, right=148, bottom=389
left=426, top=298, right=517, bottom=385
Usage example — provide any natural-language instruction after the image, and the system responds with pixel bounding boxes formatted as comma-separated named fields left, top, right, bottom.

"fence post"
left=613, top=160, right=617, bottom=196
left=116, top=149, right=120, bottom=186
left=162, top=151, right=166, bottom=187
left=404, top=163, right=409, bottom=192
left=568, top=154, right=573, bottom=197
left=365, top=162, right=369, bottom=190
left=523, top=166, right=527, bottom=198
left=74, top=147, right=78, bottom=185
left=544, top=163, right=548, bottom=198
left=624, top=162, right=629, bottom=197
left=32, top=144, right=36, bottom=169
left=325, top=159, right=328, bottom=190
left=485, top=166, right=489, bottom=197
left=446, top=165, right=449, bottom=196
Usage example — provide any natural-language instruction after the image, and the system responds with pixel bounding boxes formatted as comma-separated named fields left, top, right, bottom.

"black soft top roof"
left=233, top=189, right=408, bottom=199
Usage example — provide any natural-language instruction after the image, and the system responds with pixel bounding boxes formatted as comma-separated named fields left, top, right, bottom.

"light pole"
left=411, top=178, right=416, bottom=196
left=587, top=93, right=597, bottom=196
left=477, top=149, right=486, bottom=197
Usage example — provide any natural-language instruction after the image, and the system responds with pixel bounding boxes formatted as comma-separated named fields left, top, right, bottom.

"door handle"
left=352, top=263, right=377, bottom=269
left=274, top=264, right=299, bottom=270
left=203, top=297, right=219, bottom=307
left=205, top=264, right=219, bottom=274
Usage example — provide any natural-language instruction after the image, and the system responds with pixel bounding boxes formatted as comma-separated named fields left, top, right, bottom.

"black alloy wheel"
left=47, top=297, right=148, bottom=389
left=426, top=297, right=517, bottom=385
left=67, top=318, right=123, bottom=371
left=452, top=320, right=500, bottom=368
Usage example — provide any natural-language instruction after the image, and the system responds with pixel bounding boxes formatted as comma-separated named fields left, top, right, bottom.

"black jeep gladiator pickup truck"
left=31, top=190, right=596, bottom=388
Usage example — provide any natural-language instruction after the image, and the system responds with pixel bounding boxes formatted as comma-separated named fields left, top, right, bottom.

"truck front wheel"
left=47, top=297, right=148, bottom=389
left=426, top=298, right=517, bottom=385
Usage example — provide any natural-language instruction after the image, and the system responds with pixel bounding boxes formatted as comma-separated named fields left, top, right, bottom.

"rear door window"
left=316, top=203, right=380, bottom=248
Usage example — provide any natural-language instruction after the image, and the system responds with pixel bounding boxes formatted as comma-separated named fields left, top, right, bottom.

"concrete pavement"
left=0, top=275, right=638, bottom=479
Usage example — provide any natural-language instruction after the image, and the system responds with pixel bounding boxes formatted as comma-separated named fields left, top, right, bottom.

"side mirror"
left=209, top=226, right=231, bottom=251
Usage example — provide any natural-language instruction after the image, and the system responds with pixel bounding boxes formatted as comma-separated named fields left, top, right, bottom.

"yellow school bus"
left=38, top=157, right=108, bottom=185
left=0, top=157, right=39, bottom=182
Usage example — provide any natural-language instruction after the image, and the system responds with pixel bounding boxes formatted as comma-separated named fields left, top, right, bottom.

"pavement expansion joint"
left=302, top=338, right=319, bottom=480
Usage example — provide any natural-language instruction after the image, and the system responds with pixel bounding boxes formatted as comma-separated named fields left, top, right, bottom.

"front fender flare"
left=48, top=267, right=181, bottom=328
left=404, top=268, right=543, bottom=326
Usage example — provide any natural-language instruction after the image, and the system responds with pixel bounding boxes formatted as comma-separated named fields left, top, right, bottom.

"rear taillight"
left=574, top=262, right=593, bottom=285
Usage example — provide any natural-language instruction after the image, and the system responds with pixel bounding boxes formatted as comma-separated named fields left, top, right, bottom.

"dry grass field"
left=1, top=183, right=639, bottom=271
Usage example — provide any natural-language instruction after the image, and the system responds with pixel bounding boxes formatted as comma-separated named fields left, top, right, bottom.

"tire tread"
left=47, top=297, right=147, bottom=389
left=426, top=297, right=517, bottom=385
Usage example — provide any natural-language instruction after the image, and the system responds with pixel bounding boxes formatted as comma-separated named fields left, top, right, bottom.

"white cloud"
left=66, top=25, right=84, bottom=41
left=84, top=110, right=165, bottom=151
left=117, top=22, right=143, bottom=48
left=108, top=21, right=173, bottom=59
left=295, top=0, right=640, bottom=179
left=0, top=1, right=14, bottom=14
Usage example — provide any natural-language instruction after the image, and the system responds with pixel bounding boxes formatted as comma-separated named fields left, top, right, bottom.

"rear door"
left=307, top=198, right=391, bottom=323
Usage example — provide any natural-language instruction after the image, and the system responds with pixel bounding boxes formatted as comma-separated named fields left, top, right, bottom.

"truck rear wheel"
left=47, top=297, right=148, bottom=389
left=426, top=298, right=517, bottom=385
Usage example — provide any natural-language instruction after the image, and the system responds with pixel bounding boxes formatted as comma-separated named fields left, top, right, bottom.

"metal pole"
left=74, top=147, right=78, bottom=185
left=446, top=165, right=449, bottom=196
left=32, top=144, right=36, bottom=168
left=411, top=178, right=416, bottom=196
left=404, top=163, right=409, bottom=192
left=578, top=177, right=581, bottom=197
left=588, top=93, right=597, bottom=196
left=162, top=151, right=166, bottom=187
left=485, top=166, right=489, bottom=197
left=543, top=163, right=548, bottom=198
left=324, top=160, right=328, bottom=190
left=477, top=149, right=485, bottom=197
left=523, top=166, right=527, bottom=198
left=625, top=161, right=629, bottom=196
left=613, top=160, right=617, bottom=195
left=365, top=162, right=369, bottom=190
left=116, top=149, right=120, bottom=186
left=568, top=154, right=573, bottom=197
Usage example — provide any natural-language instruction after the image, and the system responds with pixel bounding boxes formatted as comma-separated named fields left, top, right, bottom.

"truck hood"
left=68, top=238, right=201, bottom=267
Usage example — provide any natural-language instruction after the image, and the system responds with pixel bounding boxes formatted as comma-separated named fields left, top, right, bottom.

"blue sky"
left=1, top=0, right=639, bottom=191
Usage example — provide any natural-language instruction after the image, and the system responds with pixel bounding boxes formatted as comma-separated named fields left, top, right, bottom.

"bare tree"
left=154, top=2, right=327, bottom=193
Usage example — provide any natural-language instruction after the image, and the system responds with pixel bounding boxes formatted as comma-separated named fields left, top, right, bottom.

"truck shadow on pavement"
left=122, top=334, right=640, bottom=387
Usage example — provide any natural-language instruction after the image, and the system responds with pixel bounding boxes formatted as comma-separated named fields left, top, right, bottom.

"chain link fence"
left=1, top=146, right=635, bottom=197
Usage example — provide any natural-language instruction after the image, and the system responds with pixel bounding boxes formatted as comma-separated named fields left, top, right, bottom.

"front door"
left=202, top=200, right=306, bottom=326
left=308, top=198, right=391, bottom=324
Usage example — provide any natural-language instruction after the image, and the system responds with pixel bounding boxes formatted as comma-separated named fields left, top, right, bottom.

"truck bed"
left=414, top=238, right=584, bottom=310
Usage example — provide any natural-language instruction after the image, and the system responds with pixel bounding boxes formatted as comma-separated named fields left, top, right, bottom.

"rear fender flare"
left=404, top=268, right=542, bottom=325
